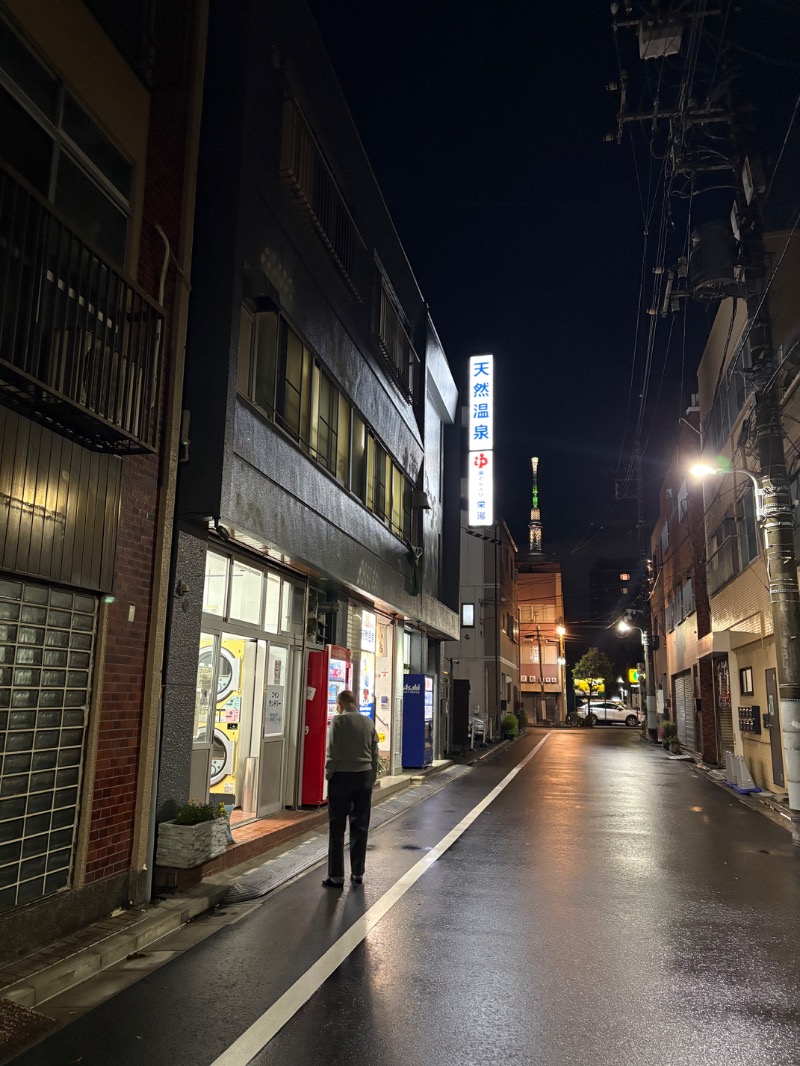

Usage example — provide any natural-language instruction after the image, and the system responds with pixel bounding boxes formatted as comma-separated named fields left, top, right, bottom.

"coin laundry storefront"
left=189, top=549, right=307, bottom=824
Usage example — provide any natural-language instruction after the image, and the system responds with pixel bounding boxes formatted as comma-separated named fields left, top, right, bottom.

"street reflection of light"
left=690, top=806, right=703, bottom=812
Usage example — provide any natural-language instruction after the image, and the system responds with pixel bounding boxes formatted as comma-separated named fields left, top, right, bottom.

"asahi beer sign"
left=468, top=355, right=494, bottom=527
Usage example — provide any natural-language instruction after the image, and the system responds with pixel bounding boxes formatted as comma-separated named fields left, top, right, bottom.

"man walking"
left=322, top=689, right=379, bottom=888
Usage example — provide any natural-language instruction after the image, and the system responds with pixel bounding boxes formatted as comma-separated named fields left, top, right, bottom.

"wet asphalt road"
left=10, top=728, right=800, bottom=1066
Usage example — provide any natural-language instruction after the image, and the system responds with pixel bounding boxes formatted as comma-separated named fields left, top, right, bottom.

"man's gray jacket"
left=326, top=709, right=379, bottom=780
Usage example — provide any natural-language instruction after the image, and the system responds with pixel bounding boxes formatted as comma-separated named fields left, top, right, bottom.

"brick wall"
left=82, top=10, right=196, bottom=885
left=84, top=456, right=158, bottom=882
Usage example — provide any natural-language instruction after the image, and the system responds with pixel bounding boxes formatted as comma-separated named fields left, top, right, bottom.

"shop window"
left=264, top=573, right=281, bottom=633
left=203, top=552, right=228, bottom=616
left=280, top=581, right=305, bottom=635
left=739, top=667, right=754, bottom=695
left=193, top=632, right=216, bottom=744
left=462, top=603, right=475, bottom=627
left=229, top=561, right=262, bottom=625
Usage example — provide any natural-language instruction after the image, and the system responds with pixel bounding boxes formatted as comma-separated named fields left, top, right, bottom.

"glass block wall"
left=0, top=578, right=96, bottom=913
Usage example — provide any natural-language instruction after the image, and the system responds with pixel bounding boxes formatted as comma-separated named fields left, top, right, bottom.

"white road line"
left=209, top=733, right=551, bottom=1066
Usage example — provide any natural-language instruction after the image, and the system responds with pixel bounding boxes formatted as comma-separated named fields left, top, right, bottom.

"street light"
left=617, top=617, right=657, bottom=742
left=556, top=625, right=567, bottom=724
left=689, top=462, right=765, bottom=520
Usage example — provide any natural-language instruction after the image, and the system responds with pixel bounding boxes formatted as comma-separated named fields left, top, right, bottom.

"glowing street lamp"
left=616, top=616, right=656, bottom=740
left=689, top=462, right=765, bottom=520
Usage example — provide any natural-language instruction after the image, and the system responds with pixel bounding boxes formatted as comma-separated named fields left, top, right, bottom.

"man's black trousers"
left=327, top=770, right=374, bottom=880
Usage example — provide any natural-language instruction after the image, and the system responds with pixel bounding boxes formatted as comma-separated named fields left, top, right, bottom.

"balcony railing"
left=0, top=163, right=162, bottom=453
left=376, top=283, right=420, bottom=400
left=280, top=98, right=367, bottom=303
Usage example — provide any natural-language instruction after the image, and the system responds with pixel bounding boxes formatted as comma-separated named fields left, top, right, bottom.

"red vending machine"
left=301, top=645, right=352, bottom=806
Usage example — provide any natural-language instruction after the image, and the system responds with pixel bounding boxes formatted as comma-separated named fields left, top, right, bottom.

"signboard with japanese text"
left=468, top=355, right=494, bottom=450
left=468, top=451, right=493, bottom=527
left=468, top=354, right=494, bottom=528
left=263, top=685, right=284, bottom=736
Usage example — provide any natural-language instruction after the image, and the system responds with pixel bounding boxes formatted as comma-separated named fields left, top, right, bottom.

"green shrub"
left=174, top=800, right=226, bottom=825
left=501, top=712, right=519, bottom=738
left=661, top=720, right=678, bottom=741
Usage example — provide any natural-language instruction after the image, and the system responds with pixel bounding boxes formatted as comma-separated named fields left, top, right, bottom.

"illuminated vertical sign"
left=468, top=355, right=494, bottom=527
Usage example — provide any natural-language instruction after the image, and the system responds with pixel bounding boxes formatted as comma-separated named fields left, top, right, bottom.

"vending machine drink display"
left=301, top=645, right=351, bottom=805
left=402, top=673, right=433, bottom=768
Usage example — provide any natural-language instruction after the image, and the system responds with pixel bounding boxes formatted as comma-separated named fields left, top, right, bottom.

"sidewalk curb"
left=2, top=885, right=227, bottom=1010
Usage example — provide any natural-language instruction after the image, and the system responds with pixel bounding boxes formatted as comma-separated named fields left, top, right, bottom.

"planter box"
left=155, top=817, right=229, bottom=869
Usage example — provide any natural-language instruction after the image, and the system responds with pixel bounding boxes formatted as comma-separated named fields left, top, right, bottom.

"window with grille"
left=0, top=577, right=96, bottom=914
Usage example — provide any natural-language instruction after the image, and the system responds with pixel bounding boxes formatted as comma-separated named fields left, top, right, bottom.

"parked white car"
left=576, top=701, right=641, bottom=727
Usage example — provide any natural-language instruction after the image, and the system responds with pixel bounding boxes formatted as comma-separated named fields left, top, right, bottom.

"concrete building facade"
left=688, top=232, right=800, bottom=794
left=156, top=0, right=459, bottom=838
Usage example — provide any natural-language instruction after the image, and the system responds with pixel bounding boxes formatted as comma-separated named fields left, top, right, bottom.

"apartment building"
left=0, top=1, right=206, bottom=951
left=156, top=0, right=459, bottom=834
left=649, top=407, right=714, bottom=759
left=693, top=232, right=800, bottom=794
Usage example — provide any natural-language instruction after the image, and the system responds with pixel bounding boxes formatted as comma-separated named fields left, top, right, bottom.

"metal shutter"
left=673, top=670, right=696, bottom=751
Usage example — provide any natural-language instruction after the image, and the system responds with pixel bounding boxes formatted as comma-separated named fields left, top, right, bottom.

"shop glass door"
left=206, top=633, right=259, bottom=826
left=258, top=643, right=290, bottom=816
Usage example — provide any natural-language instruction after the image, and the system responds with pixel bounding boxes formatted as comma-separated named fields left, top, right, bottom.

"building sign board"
left=468, top=355, right=494, bottom=528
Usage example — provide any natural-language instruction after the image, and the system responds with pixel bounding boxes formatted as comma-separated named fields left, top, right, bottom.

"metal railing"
left=376, top=283, right=420, bottom=400
left=0, top=162, right=162, bottom=452
left=280, top=98, right=367, bottom=303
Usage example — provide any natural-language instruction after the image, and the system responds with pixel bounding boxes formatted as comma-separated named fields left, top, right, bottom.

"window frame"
left=0, top=14, right=134, bottom=264
left=739, top=666, right=754, bottom=696
left=237, top=305, right=418, bottom=547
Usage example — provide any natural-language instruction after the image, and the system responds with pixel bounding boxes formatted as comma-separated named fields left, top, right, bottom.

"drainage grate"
left=224, top=765, right=470, bottom=903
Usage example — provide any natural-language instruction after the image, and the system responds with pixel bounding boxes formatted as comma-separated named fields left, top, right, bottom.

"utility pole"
left=610, top=2, right=800, bottom=838
left=726, top=57, right=800, bottom=839
left=536, top=623, right=545, bottom=722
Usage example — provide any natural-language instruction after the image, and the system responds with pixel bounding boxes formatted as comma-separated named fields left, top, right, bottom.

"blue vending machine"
left=402, top=674, right=434, bottom=768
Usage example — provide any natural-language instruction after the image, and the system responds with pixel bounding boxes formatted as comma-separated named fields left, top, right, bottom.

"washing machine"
left=210, top=728, right=236, bottom=787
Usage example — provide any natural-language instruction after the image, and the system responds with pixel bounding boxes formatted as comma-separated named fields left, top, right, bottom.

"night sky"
left=307, top=1, right=800, bottom=623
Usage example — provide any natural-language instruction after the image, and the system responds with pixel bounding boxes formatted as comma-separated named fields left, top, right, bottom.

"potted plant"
left=661, top=721, right=678, bottom=751
left=155, top=800, right=229, bottom=869
left=501, top=711, right=519, bottom=739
